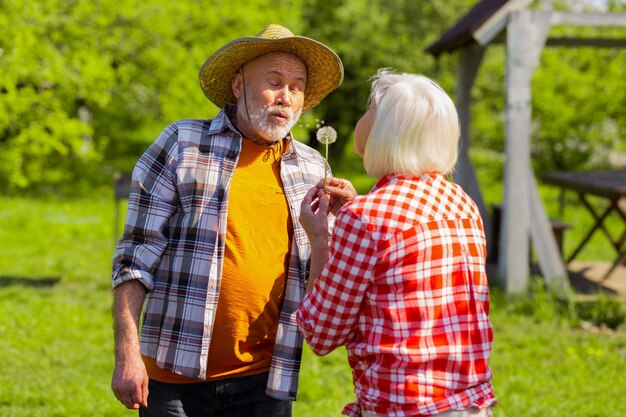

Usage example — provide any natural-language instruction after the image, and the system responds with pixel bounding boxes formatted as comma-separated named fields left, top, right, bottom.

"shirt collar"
left=207, top=105, right=240, bottom=136
left=371, top=172, right=441, bottom=192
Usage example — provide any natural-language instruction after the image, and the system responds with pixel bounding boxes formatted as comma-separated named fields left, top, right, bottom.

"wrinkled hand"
left=321, top=176, right=358, bottom=215
left=300, top=184, right=331, bottom=245
left=111, top=354, right=149, bottom=409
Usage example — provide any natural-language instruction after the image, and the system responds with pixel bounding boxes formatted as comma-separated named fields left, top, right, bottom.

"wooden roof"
left=425, top=0, right=508, bottom=57
left=426, top=0, right=626, bottom=56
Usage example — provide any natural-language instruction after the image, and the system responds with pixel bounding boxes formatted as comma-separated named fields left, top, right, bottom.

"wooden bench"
left=113, top=172, right=132, bottom=243
left=489, top=203, right=571, bottom=264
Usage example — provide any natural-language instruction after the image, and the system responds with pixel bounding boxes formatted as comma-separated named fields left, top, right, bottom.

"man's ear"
left=232, top=72, right=243, bottom=100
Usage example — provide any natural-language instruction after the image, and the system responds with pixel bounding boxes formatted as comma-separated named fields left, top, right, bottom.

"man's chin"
left=258, top=127, right=292, bottom=142
left=268, top=134, right=289, bottom=143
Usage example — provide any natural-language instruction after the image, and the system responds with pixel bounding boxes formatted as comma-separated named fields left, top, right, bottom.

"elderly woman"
left=296, top=69, right=496, bottom=417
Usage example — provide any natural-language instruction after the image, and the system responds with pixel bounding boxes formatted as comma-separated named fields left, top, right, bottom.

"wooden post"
left=455, top=46, right=491, bottom=247
left=500, top=11, right=569, bottom=294
left=499, top=11, right=551, bottom=292
left=529, top=173, right=571, bottom=296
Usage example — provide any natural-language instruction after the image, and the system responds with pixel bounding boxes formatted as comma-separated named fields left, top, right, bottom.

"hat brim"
left=199, top=36, right=343, bottom=112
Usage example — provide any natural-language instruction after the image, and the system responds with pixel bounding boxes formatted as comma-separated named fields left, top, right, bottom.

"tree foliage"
left=474, top=1, right=626, bottom=176
left=299, top=0, right=476, bottom=174
left=0, top=0, right=624, bottom=194
left=0, top=0, right=302, bottom=193
left=532, top=35, right=626, bottom=172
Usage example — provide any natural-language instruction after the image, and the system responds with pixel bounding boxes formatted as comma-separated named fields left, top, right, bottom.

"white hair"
left=363, top=69, right=460, bottom=179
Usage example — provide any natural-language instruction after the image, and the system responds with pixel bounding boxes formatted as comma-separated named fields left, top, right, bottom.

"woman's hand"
left=300, top=185, right=334, bottom=291
left=322, top=176, right=358, bottom=215
left=300, top=185, right=330, bottom=245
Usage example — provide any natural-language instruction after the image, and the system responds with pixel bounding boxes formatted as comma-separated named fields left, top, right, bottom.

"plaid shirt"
left=297, top=174, right=496, bottom=416
left=112, top=107, right=328, bottom=400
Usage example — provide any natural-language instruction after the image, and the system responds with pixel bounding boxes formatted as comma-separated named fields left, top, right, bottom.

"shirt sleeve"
left=111, top=123, right=179, bottom=291
left=296, top=207, right=377, bottom=355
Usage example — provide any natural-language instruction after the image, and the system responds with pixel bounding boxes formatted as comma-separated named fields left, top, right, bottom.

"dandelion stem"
left=324, top=142, right=329, bottom=190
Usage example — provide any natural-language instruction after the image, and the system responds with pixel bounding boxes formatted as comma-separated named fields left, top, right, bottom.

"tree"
left=299, top=0, right=479, bottom=178
left=1, top=0, right=624, bottom=194
left=471, top=1, right=626, bottom=176
left=532, top=32, right=626, bottom=172
left=0, top=0, right=303, bottom=194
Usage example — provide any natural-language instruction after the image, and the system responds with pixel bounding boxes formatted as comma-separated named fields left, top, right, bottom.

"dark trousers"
left=139, top=372, right=292, bottom=417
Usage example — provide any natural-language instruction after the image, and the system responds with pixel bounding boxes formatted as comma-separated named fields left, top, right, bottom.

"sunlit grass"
left=0, top=194, right=624, bottom=417
left=0, top=194, right=118, bottom=416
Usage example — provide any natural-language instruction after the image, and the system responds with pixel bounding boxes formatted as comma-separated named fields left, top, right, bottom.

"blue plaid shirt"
left=112, top=106, right=328, bottom=400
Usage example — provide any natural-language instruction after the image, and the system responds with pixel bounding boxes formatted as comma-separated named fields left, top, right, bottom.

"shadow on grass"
left=566, top=268, right=620, bottom=296
left=0, top=276, right=61, bottom=288
left=488, top=261, right=621, bottom=297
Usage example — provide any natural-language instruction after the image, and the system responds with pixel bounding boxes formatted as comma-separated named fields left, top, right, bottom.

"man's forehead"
left=247, top=52, right=306, bottom=74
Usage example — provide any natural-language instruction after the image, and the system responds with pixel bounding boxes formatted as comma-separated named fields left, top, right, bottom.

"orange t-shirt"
left=143, top=138, right=292, bottom=383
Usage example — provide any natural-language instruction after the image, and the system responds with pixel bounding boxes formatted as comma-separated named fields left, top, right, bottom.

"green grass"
left=0, top=194, right=625, bottom=417
left=0, top=194, right=118, bottom=416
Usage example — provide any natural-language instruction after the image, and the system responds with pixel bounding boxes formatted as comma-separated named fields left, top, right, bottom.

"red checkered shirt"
left=296, top=173, right=496, bottom=417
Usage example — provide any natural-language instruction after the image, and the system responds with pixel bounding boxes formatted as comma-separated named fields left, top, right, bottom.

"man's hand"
left=321, top=176, right=358, bottom=215
left=112, top=280, right=149, bottom=409
left=111, top=353, right=149, bottom=409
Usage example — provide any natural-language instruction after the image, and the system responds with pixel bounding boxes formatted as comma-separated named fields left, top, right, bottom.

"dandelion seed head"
left=316, top=126, right=337, bottom=145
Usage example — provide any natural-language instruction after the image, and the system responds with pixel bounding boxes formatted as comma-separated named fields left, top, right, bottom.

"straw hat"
left=199, top=24, right=343, bottom=112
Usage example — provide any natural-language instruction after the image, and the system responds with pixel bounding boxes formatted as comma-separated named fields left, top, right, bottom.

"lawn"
left=0, top=188, right=624, bottom=417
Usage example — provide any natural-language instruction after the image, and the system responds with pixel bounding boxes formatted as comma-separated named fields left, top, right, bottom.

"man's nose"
left=276, top=86, right=292, bottom=106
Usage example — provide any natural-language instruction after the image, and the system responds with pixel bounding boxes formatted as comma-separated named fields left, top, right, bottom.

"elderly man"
left=111, top=24, right=348, bottom=416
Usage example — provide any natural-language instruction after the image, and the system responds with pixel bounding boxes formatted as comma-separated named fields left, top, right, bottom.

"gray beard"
left=238, top=99, right=302, bottom=143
